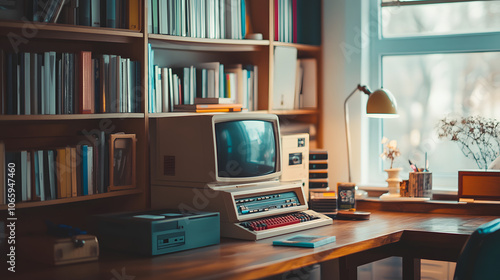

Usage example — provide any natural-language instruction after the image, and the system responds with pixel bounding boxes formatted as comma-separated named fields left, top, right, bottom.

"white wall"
left=322, top=0, right=366, bottom=185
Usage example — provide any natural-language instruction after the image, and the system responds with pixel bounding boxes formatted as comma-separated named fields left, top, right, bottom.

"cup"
left=408, top=172, right=432, bottom=198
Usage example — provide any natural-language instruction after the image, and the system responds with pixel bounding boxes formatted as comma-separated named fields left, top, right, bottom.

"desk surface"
left=4, top=211, right=497, bottom=280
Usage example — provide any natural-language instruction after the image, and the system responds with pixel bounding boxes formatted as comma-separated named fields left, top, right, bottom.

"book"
left=55, top=148, right=66, bottom=198
left=294, top=59, right=303, bottom=109
left=79, top=0, right=91, bottom=26
left=42, top=150, right=52, bottom=200
left=82, top=145, right=89, bottom=195
left=194, top=97, right=234, bottom=104
left=78, top=51, right=94, bottom=114
left=106, top=0, right=116, bottom=28
left=225, top=64, right=243, bottom=104
left=37, top=150, right=45, bottom=201
left=296, top=0, right=321, bottom=45
left=129, top=0, right=140, bottom=30
left=47, top=150, right=56, bottom=200
left=272, top=235, right=336, bottom=248
left=272, top=46, right=297, bottom=110
left=70, top=147, right=77, bottom=197
left=161, top=68, right=170, bottom=112
left=91, top=0, right=101, bottom=27
left=299, top=58, right=317, bottom=108
left=173, top=103, right=242, bottom=112
left=87, top=146, right=94, bottom=195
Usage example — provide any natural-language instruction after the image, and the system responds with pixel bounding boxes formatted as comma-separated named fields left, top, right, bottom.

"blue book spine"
left=296, top=0, right=321, bottom=45
left=82, top=145, right=89, bottom=196
left=34, top=151, right=40, bottom=198
left=79, top=0, right=92, bottom=26
left=106, top=0, right=116, bottom=28
left=135, top=60, right=141, bottom=113
left=241, top=0, right=246, bottom=38
left=148, top=44, right=154, bottom=113
left=219, top=64, right=224, bottom=98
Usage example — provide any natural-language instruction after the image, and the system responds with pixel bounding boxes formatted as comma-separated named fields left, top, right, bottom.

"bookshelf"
left=0, top=0, right=322, bottom=235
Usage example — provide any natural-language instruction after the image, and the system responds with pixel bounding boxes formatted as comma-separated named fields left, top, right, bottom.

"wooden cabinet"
left=0, top=0, right=322, bottom=234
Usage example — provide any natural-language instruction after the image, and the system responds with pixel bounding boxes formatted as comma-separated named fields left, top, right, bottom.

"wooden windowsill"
left=357, top=197, right=500, bottom=216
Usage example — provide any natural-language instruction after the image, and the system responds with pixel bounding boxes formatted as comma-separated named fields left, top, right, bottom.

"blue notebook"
left=272, top=235, right=336, bottom=248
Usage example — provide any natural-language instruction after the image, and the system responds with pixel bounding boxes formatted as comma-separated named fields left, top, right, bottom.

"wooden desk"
left=3, top=211, right=496, bottom=280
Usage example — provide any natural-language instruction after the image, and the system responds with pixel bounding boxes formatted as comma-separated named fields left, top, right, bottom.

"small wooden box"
left=109, top=134, right=136, bottom=191
left=459, top=170, right=500, bottom=202
left=19, top=234, right=99, bottom=265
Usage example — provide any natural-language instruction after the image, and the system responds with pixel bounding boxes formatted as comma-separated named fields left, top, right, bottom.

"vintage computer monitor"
left=150, top=113, right=332, bottom=240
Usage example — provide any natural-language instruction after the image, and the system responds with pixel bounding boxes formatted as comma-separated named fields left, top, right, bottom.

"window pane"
left=382, top=1, right=500, bottom=37
left=380, top=52, right=500, bottom=189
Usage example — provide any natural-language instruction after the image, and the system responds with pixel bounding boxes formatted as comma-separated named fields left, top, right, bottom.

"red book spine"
left=78, top=51, right=94, bottom=114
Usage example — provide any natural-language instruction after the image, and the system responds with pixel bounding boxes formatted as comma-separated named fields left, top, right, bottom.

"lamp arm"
left=344, top=84, right=372, bottom=183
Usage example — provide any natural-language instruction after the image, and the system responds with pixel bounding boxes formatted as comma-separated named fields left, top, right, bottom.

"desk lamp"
left=344, top=84, right=399, bottom=183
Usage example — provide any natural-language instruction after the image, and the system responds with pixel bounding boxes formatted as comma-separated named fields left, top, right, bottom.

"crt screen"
left=215, top=120, right=276, bottom=178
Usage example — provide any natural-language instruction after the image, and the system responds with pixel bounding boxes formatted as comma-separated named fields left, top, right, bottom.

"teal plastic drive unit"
left=96, top=210, right=220, bottom=256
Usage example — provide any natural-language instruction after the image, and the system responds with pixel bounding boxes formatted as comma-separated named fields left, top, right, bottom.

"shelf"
left=270, top=109, right=319, bottom=115
left=0, top=113, right=145, bottom=121
left=148, top=110, right=317, bottom=118
left=0, top=20, right=143, bottom=43
left=0, top=188, right=143, bottom=210
left=148, top=111, right=246, bottom=118
left=272, top=41, right=321, bottom=52
left=148, top=34, right=270, bottom=51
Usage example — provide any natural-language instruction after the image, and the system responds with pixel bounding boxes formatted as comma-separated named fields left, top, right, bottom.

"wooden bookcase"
left=0, top=0, right=322, bottom=236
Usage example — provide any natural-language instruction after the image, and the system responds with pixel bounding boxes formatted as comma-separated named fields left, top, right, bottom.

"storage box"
left=18, top=234, right=99, bottom=265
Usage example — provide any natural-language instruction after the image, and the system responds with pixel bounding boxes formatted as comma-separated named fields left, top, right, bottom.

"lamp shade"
left=366, top=88, right=398, bottom=118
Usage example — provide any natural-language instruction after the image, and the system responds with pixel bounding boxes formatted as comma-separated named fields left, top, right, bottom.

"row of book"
left=0, top=50, right=141, bottom=115
left=148, top=45, right=258, bottom=113
left=0, top=136, right=109, bottom=205
left=149, top=0, right=248, bottom=39
left=0, top=0, right=140, bottom=30
left=274, top=0, right=321, bottom=45
left=272, top=46, right=317, bottom=110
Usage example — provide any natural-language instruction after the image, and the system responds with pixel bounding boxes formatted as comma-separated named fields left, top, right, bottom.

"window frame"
left=363, top=0, right=500, bottom=190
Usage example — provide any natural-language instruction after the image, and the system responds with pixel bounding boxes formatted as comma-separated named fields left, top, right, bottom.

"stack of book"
left=0, top=132, right=111, bottom=205
left=0, top=50, right=141, bottom=115
left=149, top=0, right=249, bottom=39
left=309, top=190, right=337, bottom=216
left=0, top=0, right=141, bottom=30
left=148, top=45, right=258, bottom=113
left=274, top=0, right=321, bottom=45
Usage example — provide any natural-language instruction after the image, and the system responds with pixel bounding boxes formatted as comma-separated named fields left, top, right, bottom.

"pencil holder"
left=408, top=172, right=432, bottom=198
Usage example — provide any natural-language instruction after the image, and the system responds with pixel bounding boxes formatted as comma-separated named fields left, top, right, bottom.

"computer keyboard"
left=239, top=212, right=317, bottom=231
left=221, top=210, right=333, bottom=240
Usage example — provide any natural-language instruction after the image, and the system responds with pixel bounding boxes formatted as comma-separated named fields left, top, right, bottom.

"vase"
left=380, top=167, right=402, bottom=199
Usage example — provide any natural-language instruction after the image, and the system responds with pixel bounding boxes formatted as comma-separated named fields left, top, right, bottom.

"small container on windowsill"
left=406, top=172, right=432, bottom=198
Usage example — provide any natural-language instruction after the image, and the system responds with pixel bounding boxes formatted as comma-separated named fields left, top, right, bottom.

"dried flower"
left=437, top=115, right=500, bottom=170
left=380, top=137, right=401, bottom=169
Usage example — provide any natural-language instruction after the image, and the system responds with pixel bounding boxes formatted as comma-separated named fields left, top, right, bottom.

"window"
left=365, top=0, right=500, bottom=190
